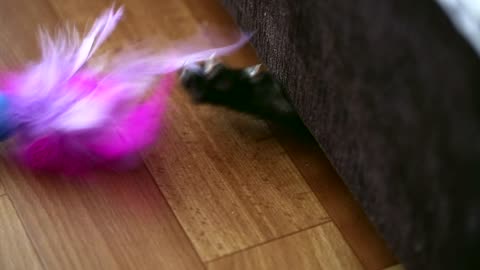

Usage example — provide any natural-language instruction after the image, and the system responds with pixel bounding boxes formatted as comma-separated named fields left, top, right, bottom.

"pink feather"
left=13, top=73, right=175, bottom=175
left=1, top=5, right=250, bottom=174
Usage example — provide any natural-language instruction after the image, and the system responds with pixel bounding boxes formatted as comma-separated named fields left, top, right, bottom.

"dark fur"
left=179, top=62, right=302, bottom=127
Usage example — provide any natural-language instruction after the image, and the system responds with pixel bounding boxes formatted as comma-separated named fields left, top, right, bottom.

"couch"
left=219, top=0, right=480, bottom=269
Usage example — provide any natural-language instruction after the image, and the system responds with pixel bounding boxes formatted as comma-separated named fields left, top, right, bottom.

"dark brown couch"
left=219, top=1, right=480, bottom=269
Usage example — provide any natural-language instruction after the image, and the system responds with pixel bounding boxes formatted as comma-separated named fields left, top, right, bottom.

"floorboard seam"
left=140, top=160, right=208, bottom=269
left=4, top=193, right=48, bottom=270
left=205, top=218, right=332, bottom=264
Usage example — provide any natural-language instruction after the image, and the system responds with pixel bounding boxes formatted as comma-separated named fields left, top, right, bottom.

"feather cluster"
left=0, top=5, right=250, bottom=174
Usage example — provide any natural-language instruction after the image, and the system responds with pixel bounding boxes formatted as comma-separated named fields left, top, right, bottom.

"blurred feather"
left=0, top=4, right=250, bottom=174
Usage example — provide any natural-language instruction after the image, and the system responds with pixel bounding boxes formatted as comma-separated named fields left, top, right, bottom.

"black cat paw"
left=179, top=63, right=208, bottom=102
left=178, top=59, right=300, bottom=127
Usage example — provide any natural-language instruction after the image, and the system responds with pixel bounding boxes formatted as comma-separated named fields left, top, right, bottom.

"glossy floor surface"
left=0, top=0, right=397, bottom=269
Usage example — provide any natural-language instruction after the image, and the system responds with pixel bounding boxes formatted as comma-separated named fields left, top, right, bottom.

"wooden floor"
left=0, top=0, right=398, bottom=269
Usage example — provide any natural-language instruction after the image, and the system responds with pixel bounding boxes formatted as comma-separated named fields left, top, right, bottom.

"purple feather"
left=0, top=5, right=251, bottom=174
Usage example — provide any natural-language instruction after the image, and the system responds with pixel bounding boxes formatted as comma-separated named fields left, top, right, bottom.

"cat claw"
left=180, top=62, right=202, bottom=81
left=245, top=64, right=262, bottom=77
left=204, top=53, right=219, bottom=74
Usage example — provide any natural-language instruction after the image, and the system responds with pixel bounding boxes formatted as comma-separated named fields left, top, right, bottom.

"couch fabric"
left=220, top=1, right=480, bottom=269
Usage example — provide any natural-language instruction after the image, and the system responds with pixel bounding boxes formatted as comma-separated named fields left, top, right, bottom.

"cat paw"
left=179, top=63, right=208, bottom=102
left=179, top=54, right=222, bottom=102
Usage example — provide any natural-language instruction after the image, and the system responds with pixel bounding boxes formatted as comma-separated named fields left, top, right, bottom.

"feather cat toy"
left=0, top=5, right=250, bottom=174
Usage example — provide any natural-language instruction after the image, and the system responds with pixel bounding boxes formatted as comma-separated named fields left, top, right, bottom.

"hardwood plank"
left=384, top=265, right=405, bottom=270
left=273, top=127, right=399, bottom=270
left=207, top=222, right=364, bottom=270
left=146, top=91, right=329, bottom=261
left=47, top=0, right=203, bottom=46
left=0, top=179, right=4, bottom=196
left=0, top=160, right=204, bottom=270
left=110, top=0, right=332, bottom=262
left=0, top=0, right=59, bottom=68
left=177, top=0, right=398, bottom=268
left=138, top=1, right=330, bottom=253
left=48, top=0, right=327, bottom=264
left=0, top=196, right=43, bottom=270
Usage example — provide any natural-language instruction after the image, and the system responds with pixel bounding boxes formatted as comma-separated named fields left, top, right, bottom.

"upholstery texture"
left=220, top=0, right=480, bottom=269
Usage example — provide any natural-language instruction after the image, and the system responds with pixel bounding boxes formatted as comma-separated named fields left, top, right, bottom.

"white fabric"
left=436, top=0, right=480, bottom=57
